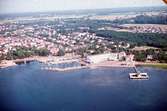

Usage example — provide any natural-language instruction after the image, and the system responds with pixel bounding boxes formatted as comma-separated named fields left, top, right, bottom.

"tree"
left=35, top=48, right=50, bottom=56
left=77, top=48, right=86, bottom=58
left=57, top=49, right=65, bottom=56
left=158, top=52, right=167, bottom=63
left=134, top=51, right=147, bottom=62
left=0, top=54, right=4, bottom=63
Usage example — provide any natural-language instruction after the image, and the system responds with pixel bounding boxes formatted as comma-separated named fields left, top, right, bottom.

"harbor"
left=0, top=54, right=149, bottom=79
left=41, top=59, right=88, bottom=71
left=0, top=53, right=149, bottom=79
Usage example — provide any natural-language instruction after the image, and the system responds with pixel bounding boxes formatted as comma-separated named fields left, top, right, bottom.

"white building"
left=118, top=52, right=126, bottom=60
left=147, top=55, right=153, bottom=60
left=86, top=53, right=118, bottom=64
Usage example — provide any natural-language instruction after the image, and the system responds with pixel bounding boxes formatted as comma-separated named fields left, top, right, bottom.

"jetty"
left=42, top=66, right=87, bottom=71
left=13, top=58, right=36, bottom=64
left=129, top=66, right=149, bottom=80
left=41, top=56, right=88, bottom=72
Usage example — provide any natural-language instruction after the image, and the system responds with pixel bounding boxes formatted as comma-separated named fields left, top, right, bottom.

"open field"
left=121, top=24, right=167, bottom=33
left=142, top=63, right=167, bottom=69
left=98, top=24, right=167, bottom=34
left=131, top=46, right=159, bottom=51
left=89, top=14, right=137, bottom=20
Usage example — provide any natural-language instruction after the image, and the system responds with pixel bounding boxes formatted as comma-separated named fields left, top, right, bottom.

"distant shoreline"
left=0, top=6, right=166, bottom=16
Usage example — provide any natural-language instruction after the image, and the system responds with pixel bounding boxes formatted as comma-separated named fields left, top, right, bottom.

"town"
left=0, top=18, right=131, bottom=61
left=1, top=1, right=167, bottom=110
left=0, top=7, right=167, bottom=69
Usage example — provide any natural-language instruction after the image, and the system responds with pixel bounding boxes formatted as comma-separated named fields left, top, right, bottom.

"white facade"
left=118, top=52, right=126, bottom=60
left=86, top=53, right=118, bottom=64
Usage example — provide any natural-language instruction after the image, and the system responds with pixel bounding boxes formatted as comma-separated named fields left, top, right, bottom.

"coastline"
left=0, top=60, right=17, bottom=68
left=1, top=56, right=167, bottom=70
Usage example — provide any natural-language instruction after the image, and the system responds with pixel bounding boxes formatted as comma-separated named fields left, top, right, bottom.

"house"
left=147, top=55, right=153, bottom=60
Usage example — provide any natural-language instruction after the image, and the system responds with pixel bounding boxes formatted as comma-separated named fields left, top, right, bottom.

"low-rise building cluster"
left=0, top=19, right=130, bottom=60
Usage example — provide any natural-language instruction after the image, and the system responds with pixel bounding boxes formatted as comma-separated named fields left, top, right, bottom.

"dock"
left=41, top=58, right=88, bottom=72
left=129, top=66, right=149, bottom=80
left=42, top=66, right=87, bottom=71
left=13, top=58, right=35, bottom=64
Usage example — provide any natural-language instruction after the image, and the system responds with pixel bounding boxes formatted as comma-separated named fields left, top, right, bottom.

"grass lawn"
left=142, top=63, right=167, bottom=69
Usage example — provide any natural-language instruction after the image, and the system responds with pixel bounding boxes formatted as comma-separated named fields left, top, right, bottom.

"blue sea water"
left=0, top=62, right=167, bottom=111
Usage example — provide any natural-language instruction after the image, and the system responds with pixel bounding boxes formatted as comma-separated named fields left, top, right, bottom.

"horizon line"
left=0, top=5, right=166, bottom=15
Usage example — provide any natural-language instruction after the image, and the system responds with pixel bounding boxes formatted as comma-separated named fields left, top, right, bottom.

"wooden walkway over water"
left=130, top=65, right=149, bottom=80
left=42, top=66, right=88, bottom=71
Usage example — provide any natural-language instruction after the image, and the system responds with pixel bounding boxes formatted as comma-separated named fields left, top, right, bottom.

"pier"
left=129, top=66, right=149, bottom=80
left=42, top=66, right=87, bottom=71
left=41, top=57, right=88, bottom=72
left=13, top=58, right=35, bottom=64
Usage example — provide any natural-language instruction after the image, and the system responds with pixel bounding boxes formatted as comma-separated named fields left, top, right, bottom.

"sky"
left=0, top=0, right=166, bottom=14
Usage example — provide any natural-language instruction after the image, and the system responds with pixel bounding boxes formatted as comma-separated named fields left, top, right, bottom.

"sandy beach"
left=0, top=60, right=17, bottom=68
left=88, top=61, right=135, bottom=68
